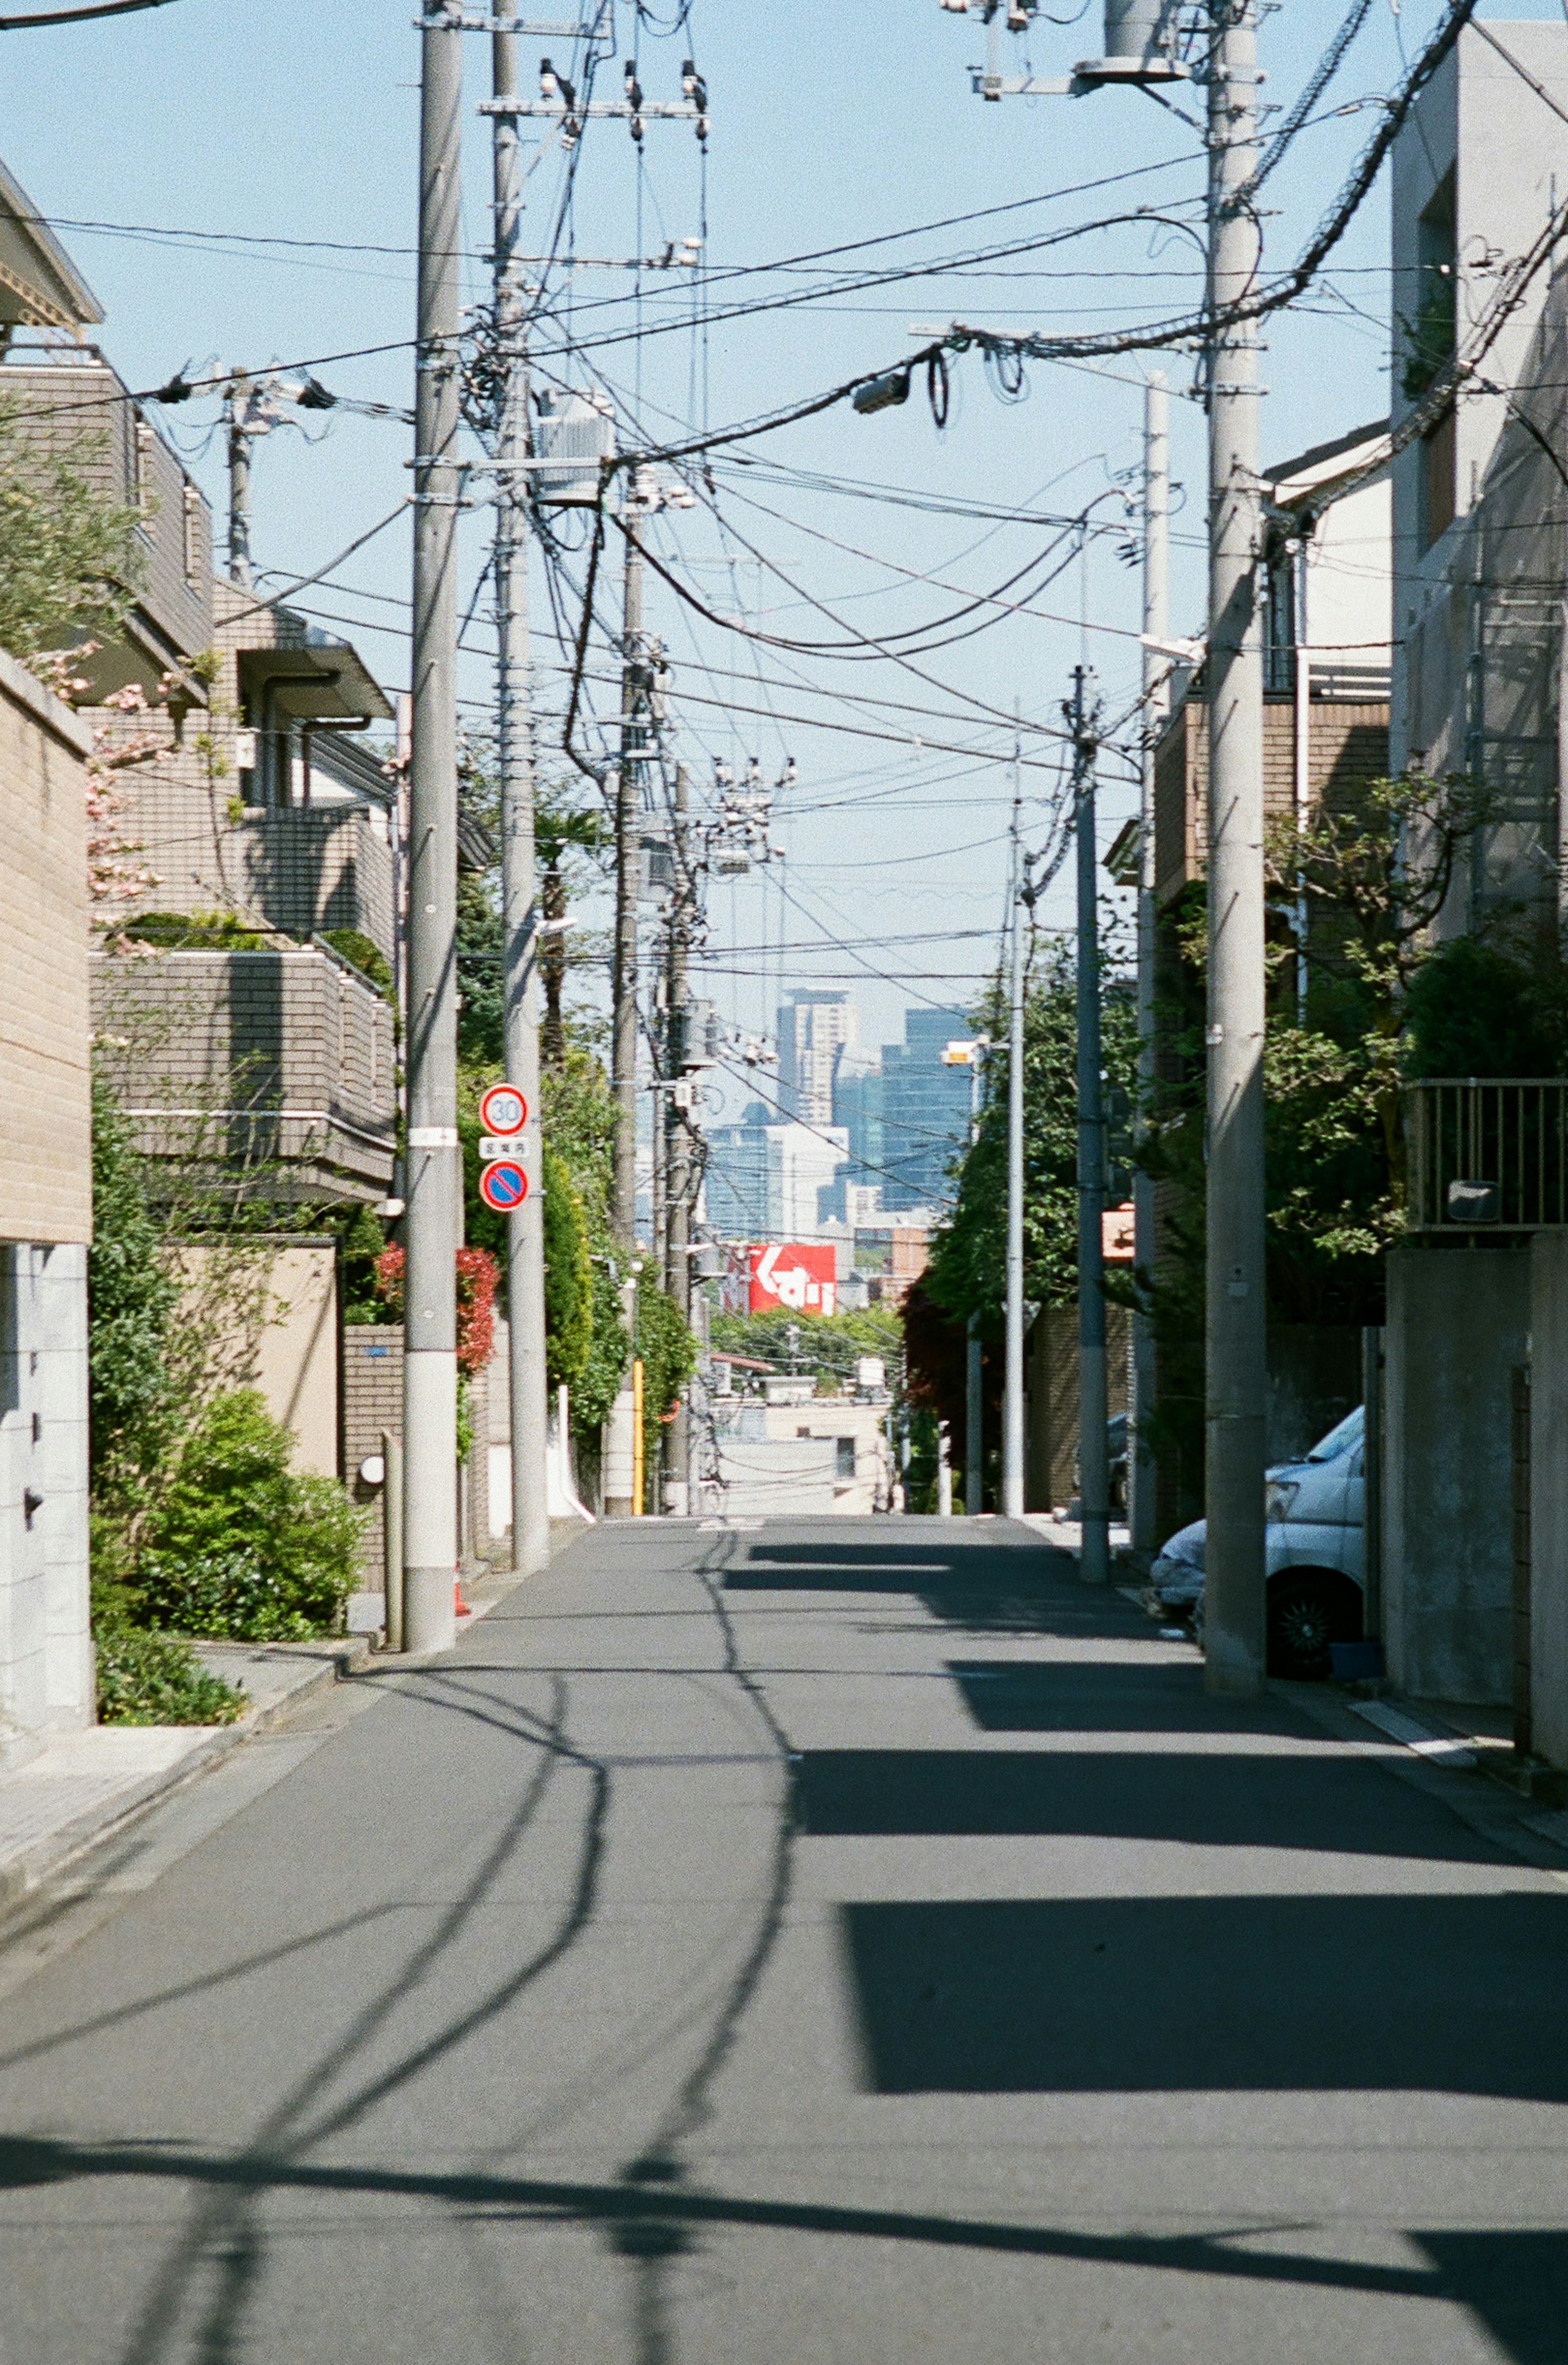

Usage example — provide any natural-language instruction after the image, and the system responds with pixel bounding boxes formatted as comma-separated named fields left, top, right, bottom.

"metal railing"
left=1405, top=1079, right=1568, bottom=1230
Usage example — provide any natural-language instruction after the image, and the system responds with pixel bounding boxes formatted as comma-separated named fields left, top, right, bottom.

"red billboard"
left=743, top=1242, right=837, bottom=1317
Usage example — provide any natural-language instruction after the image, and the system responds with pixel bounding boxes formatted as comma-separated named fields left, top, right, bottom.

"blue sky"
left=1, top=0, right=1557, bottom=1063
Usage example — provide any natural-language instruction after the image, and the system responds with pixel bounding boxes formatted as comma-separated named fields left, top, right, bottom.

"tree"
left=922, top=939, right=1139, bottom=1329
left=88, top=1077, right=178, bottom=1513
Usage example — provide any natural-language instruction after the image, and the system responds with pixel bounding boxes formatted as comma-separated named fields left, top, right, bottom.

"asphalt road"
left=2, top=1516, right=1567, bottom=2364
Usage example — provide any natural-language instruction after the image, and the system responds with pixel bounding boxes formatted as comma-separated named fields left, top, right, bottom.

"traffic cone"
left=455, top=1574, right=471, bottom=1620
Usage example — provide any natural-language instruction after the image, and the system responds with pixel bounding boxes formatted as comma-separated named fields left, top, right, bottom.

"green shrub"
left=543, top=1143, right=592, bottom=1389
left=144, top=1389, right=363, bottom=1636
left=136, top=1547, right=322, bottom=1642
left=95, top=1626, right=245, bottom=1726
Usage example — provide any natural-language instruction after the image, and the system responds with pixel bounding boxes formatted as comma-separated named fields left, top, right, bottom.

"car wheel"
left=1268, top=1578, right=1335, bottom=1678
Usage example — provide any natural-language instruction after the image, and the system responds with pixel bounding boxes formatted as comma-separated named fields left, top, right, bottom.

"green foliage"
left=330, top=1201, right=387, bottom=1325
left=0, top=393, right=145, bottom=660
left=123, top=909, right=265, bottom=951
left=456, top=869, right=505, bottom=1066
left=88, top=1076, right=178, bottom=1505
left=1403, top=932, right=1568, bottom=1079
left=543, top=1144, right=592, bottom=1389
left=1399, top=271, right=1456, bottom=402
left=575, top=1256, right=630, bottom=1436
left=143, top=1390, right=361, bottom=1636
left=923, top=943, right=1138, bottom=1327
left=635, top=1265, right=698, bottom=1487
left=321, top=927, right=394, bottom=1000
left=710, top=1303, right=902, bottom=1389
left=94, top=1623, right=246, bottom=1726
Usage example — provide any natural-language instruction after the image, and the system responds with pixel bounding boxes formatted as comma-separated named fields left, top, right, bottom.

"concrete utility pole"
left=1002, top=777, right=1027, bottom=1520
left=604, top=494, right=646, bottom=1516
left=1131, top=370, right=1169, bottom=1556
left=402, top=0, right=464, bottom=1655
left=664, top=764, right=693, bottom=1513
left=226, top=372, right=253, bottom=590
left=1202, top=0, right=1268, bottom=1696
left=491, top=4, right=550, bottom=1580
left=964, top=1040, right=985, bottom=1516
left=1070, top=665, right=1110, bottom=1584
left=934, top=0, right=1269, bottom=1683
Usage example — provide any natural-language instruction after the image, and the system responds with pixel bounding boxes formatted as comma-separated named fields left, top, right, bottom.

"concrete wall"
left=1391, top=23, right=1568, bottom=776
left=0, top=645, right=94, bottom=1245
left=0, top=1245, right=92, bottom=1759
left=0, top=649, right=95, bottom=1754
left=1529, top=1236, right=1568, bottom=1768
left=170, top=1240, right=339, bottom=1478
left=1383, top=1244, right=1529, bottom=1705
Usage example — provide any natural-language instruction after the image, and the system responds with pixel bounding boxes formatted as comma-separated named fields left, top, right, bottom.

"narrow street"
left=1, top=1518, right=1566, bottom=2364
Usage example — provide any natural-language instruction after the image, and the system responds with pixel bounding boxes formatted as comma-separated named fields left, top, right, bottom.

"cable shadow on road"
left=92, top=1667, right=607, bottom=2365
left=3, top=2126, right=1566, bottom=2362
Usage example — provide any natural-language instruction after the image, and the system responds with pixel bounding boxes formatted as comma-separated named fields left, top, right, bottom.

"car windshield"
left=1305, top=1404, right=1364, bottom=1464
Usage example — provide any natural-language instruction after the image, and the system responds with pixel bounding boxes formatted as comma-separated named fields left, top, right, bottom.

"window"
left=835, top=1437, right=856, bottom=1482
left=1422, top=407, right=1457, bottom=550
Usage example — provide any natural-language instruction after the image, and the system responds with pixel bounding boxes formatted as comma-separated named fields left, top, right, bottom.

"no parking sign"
left=478, top=1160, right=529, bottom=1213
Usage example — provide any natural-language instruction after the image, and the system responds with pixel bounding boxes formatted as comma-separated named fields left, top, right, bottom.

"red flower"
left=374, top=1244, right=499, bottom=1377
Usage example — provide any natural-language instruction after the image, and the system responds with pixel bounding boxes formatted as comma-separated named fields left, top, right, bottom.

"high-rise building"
left=703, top=1102, right=849, bottom=1239
left=777, top=991, right=856, bottom=1128
left=875, top=1008, right=972, bottom=1211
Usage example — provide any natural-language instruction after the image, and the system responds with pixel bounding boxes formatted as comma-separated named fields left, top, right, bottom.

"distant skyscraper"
left=703, top=1102, right=848, bottom=1238
left=777, top=991, right=856, bottom=1128
left=876, top=1008, right=972, bottom=1211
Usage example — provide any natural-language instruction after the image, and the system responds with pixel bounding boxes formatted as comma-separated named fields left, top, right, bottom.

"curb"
left=0, top=1637, right=373, bottom=1917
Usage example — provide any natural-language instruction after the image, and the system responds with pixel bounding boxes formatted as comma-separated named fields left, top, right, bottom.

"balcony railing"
left=1405, top=1079, right=1568, bottom=1231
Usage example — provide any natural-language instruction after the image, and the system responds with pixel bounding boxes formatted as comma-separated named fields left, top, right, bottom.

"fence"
left=1405, top=1079, right=1568, bottom=1231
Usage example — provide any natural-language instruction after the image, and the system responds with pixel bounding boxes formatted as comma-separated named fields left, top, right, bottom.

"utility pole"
left=226, top=372, right=252, bottom=589
left=491, top=3, right=550, bottom=1580
left=1202, top=0, right=1268, bottom=1696
left=1070, top=665, right=1109, bottom=1584
left=664, top=764, right=693, bottom=1513
left=402, top=0, right=464, bottom=1655
left=1131, top=370, right=1169, bottom=1557
left=604, top=490, right=646, bottom=1517
left=1002, top=772, right=1027, bottom=1521
left=934, top=0, right=1269, bottom=1689
left=964, top=1040, right=985, bottom=1516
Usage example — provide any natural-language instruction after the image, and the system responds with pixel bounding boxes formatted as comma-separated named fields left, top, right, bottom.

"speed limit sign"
left=479, top=1083, right=527, bottom=1136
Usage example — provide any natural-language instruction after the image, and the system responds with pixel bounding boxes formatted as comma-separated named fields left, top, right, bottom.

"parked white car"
left=1145, top=1405, right=1366, bottom=1676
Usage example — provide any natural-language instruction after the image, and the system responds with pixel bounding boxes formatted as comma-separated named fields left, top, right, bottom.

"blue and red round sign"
left=478, top=1160, right=529, bottom=1212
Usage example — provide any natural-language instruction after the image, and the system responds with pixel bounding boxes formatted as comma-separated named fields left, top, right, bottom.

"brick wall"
left=342, top=1326, right=494, bottom=1590
left=90, top=946, right=395, bottom=1203
left=343, top=1325, right=402, bottom=1587
left=1154, top=693, right=1390, bottom=909
left=0, top=647, right=94, bottom=1244
left=95, top=582, right=395, bottom=965
left=2, top=358, right=214, bottom=673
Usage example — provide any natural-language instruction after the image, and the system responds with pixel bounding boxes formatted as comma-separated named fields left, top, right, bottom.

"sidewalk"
left=0, top=1561, right=531, bottom=1916
left=0, top=1636, right=369, bottom=1913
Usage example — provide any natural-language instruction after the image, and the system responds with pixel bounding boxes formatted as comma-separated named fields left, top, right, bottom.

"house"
left=0, top=648, right=95, bottom=1761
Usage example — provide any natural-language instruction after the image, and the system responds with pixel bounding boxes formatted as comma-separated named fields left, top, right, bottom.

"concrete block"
left=1383, top=1243, right=1528, bottom=1705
